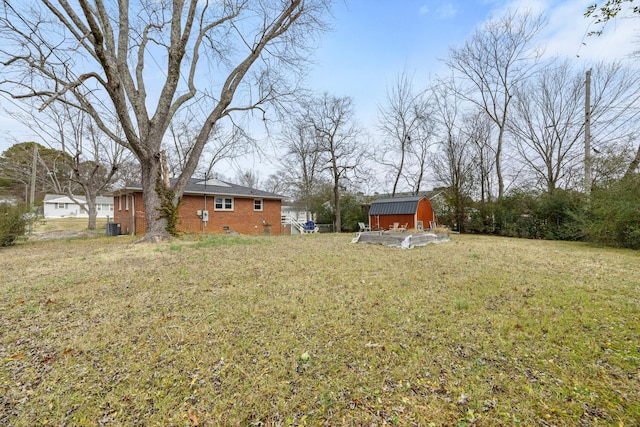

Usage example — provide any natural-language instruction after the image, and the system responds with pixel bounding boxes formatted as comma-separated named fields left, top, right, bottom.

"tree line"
left=260, top=10, right=639, bottom=247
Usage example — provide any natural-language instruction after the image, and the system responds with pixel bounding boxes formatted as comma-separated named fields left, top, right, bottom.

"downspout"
left=131, top=194, right=136, bottom=235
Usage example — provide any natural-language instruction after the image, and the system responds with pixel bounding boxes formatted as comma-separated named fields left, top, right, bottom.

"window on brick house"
left=254, top=199, right=263, bottom=211
left=214, top=197, right=233, bottom=211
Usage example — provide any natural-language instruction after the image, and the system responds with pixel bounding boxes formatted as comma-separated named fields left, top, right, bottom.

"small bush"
left=492, top=190, right=541, bottom=238
left=490, top=189, right=587, bottom=241
left=0, top=203, right=29, bottom=246
left=587, top=175, right=640, bottom=249
left=535, top=189, right=586, bottom=241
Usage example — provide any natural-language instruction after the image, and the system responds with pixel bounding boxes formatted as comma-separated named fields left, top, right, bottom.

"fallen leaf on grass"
left=188, top=407, right=199, bottom=426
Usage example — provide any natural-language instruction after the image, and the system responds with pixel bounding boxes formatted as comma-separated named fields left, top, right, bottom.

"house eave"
left=108, top=187, right=283, bottom=200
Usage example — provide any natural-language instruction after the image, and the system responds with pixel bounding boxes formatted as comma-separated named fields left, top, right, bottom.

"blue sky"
left=307, top=0, right=486, bottom=111
left=1, top=0, right=637, bottom=178
left=303, top=0, right=638, bottom=132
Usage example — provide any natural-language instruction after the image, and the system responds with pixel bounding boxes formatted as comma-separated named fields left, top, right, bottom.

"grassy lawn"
left=32, top=217, right=109, bottom=233
left=1, top=233, right=638, bottom=426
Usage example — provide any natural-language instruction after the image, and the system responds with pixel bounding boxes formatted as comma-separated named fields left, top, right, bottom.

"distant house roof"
left=110, top=178, right=284, bottom=200
left=369, top=196, right=425, bottom=216
left=44, top=194, right=114, bottom=204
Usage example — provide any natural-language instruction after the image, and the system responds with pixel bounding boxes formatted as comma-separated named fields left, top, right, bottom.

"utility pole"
left=30, top=142, right=37, bottom=205
left=584, top=69, right=592, bottom=197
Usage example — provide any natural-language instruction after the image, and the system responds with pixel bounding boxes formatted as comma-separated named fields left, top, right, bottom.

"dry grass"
left=32, top=217, right=109, bottom=233
left=1, top=233, right=638, bottom=426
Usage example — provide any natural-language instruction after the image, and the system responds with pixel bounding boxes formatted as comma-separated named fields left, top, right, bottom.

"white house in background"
left=43, top=194, right=114, bottom=219
left=281, top=204, right=317, bottom=235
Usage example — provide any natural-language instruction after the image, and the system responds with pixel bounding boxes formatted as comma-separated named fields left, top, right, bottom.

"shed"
left=368, top=195, right=435, bottom=231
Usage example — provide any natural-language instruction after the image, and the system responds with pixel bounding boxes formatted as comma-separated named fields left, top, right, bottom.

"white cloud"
left=494, top=0, right=546, bottom=16
left=436, top=2, right=457, bottom=19
left=419, top=5, right=429, bottom=15
left=477, top=0, right=638, bottom=63
left=540, top=0, right=638, bottom=62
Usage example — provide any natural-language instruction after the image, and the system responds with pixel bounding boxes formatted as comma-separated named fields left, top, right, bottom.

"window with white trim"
left=57, top=203, right=66, bottom=209
left=214, top=197, right=233, bottom=211
left=254, top=199, right=263, bottom=211
left=125, top=195, right=129, bottom=210
left=118, top=195, right=122, bottom=211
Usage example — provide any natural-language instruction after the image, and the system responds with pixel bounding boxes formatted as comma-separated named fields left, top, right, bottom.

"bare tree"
left=0, top=0, right=329, bottom=241
left=234, top=168, right=260, bottom=189
left=111, top=157, right=141, bottom=188
left=165, top=116, right=252, bottom=180
left=509, top=60, right=586, bottom=194
left=304, top=93, right=361, bottom=232
left=377, top=70, right=433, bottom=196
left=404, top=110, right=437, bottom=195
left=445, top=10, right=545, bottom=199
left=587, top=61, right=640, bottom=179
left=16, top=103, right=127, bottom=229
left=431, top=80, right=476, bottom=232
left=279, top=119, right=322, bottom=220
left=263, top=169, right=291, bottom=195
left=462, top=109, right=494, bottom=231
left=468, top=111, right=494, bottom=203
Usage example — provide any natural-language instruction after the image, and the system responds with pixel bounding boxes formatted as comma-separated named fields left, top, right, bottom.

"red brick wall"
left=115, top=192, right=282, bottom=236
left=112, top=193, right=141, bottom=235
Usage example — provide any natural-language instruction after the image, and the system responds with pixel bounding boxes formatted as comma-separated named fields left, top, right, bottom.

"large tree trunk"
left=333, top=181, right=341, bottom=233
left=86, top=192, right=98, bottom=231
left=496, top=126, right=505, bottom=200
left=138, top=156, right=173, bottom=243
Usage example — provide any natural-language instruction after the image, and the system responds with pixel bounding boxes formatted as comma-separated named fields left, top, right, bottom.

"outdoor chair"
left=358, top=222, right=371, bottom=232
left=302, top=220, right=319, bottom=233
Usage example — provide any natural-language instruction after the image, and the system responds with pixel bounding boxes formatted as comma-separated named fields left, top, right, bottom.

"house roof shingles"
left=369, top=196, right=424, bottom=216
left=111, top=178, right=284, bottom=200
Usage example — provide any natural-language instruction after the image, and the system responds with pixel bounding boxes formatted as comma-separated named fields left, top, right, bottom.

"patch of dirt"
left=28, top=230, right=101, bottom=240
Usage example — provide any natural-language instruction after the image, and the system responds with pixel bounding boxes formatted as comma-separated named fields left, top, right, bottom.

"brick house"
left=110, top=178, right=284, bottom=236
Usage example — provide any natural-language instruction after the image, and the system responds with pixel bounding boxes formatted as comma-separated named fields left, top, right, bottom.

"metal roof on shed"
left=369, top=196, right=424, bottom=215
